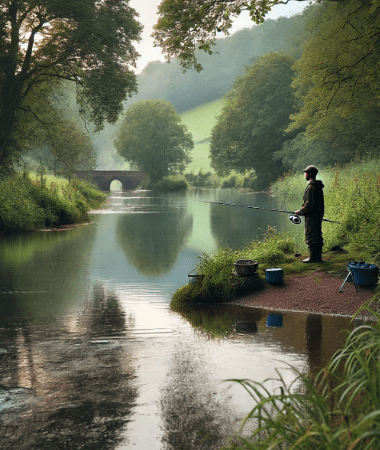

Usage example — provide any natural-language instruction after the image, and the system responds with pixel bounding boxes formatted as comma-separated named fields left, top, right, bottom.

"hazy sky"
left=129, top=0, right=309, bottom=73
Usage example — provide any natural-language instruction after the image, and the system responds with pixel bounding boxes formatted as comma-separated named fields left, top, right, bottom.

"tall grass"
left=272, top=158, right=380, bottom=260
left=0, top=173, right=106, bottom=234
left=171, top=227, right=295, bottom=310
left=223, top=308, right=380, bottom=450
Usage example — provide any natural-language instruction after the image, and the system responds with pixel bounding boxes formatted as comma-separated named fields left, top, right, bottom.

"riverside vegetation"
left=172, top=157, right=380, bottom=311
left=0, top=173, right=106, bottom=234
left=172, top=157, right=380, bottom=450
left=222, top=309, right=380, bottom=449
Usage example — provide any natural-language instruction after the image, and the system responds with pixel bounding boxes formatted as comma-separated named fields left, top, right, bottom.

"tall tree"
left=288, top=0, right=380, bottom=158
left=153, top=0, right=272, bottom=71
left=153, top=0, right=315, bottom=71
left=210, top=53, right=296, bottom=190
left=115, top=100, right=193, bottom=184
left=0, top=0, right=142, bottom=172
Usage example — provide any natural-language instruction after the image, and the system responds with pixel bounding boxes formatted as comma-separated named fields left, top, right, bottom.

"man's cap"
left=303, top=165, right=318, bottom=174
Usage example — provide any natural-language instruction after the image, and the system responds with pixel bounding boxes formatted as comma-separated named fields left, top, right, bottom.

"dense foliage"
left=0, top=0, right=142, bottom=172
left=153, top=0, right=294, bottom=70
left=286, top=0, right=380, bottom=166
left=133, top=15, right=305, bottom=113
left=115, top=100, right=194, bottom=183
left=210, top=53, right=296, bottom=190
left=0, top=174, right=105, bottom=234
left=151, top=0, right=380, bottom=185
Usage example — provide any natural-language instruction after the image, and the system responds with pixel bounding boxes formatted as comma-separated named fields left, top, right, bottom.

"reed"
left=222, top=308, right=380, bottom=449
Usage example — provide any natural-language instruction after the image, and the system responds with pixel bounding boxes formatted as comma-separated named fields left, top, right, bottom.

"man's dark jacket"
left=299, top=180, right=324, bottom=248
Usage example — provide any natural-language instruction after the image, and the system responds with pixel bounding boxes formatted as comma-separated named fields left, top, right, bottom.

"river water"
left=0, top=188, right=358, bottom=449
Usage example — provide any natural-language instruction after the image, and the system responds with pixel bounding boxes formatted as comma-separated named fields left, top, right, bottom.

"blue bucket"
left=265, top=268, right=283, bottom=284
left=348, top=262, right=379, bottom=287
left=266, top=314, right=283, bottom=328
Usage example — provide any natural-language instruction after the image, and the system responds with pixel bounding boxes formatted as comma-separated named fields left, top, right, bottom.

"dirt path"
left=233, top=271, right=378, bottom=317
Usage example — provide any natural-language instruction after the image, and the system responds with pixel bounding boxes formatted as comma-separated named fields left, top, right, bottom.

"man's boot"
left=302, top=245, right=323, bottom=263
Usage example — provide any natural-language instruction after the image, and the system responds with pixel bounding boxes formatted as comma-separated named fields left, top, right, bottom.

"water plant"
left=222, top=308, right=380, bottom=449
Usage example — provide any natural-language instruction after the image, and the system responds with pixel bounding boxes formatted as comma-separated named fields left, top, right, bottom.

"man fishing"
left=295, top=166, right=325, bottom=263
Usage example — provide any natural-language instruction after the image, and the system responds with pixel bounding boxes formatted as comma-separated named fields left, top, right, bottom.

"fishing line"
left=199, top=200, right=342, bottom=225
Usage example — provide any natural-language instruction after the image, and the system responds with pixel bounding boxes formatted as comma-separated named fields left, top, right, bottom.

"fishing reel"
left=288, top=214, right=302, bottom=225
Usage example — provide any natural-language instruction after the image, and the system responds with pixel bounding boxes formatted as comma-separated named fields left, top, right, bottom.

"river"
left=0, top=188, right=359, bottom=449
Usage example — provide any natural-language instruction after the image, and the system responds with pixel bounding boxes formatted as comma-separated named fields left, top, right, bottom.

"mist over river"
left=0, top=188, right=359, bottom=449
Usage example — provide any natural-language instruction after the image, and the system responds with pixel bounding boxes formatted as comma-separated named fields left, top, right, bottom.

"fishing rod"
left=200, top=201, right=342, bottom=225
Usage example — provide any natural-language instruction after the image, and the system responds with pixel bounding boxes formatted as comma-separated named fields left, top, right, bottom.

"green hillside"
left=180, top=98, right=224, bottom=174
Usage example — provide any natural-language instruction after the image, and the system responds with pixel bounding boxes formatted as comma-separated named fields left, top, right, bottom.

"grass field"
left=180, top=98, right=224, bottom=174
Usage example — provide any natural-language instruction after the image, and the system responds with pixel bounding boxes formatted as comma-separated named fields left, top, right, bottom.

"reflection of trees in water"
left=116, top=207, right=193, bottom=276
left=160, top=346, right=235, bottom=450
left=81, top=282, right=134, bottom=336
left=0, top=283, right=138, bottom=450
left=209, top=196, right=289, bottom=250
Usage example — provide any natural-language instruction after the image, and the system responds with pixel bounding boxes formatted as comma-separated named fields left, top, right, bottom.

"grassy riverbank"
left=172, top=158, right=380, bottom=450
left=171, top=158, right=380, bottom=310
left=0, top=173, right=106, bottom=234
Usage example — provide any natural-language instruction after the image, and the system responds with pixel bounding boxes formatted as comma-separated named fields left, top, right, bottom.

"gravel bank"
left=232, top=271, right=378, bottom=318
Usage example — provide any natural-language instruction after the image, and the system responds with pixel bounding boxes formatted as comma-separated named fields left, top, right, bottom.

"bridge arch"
left=74, top=170, right=145, bottom=191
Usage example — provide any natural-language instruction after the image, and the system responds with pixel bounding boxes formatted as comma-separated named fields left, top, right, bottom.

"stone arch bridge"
left=74, top=170, right=145, bottom=191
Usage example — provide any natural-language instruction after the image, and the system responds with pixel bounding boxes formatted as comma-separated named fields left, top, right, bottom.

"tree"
left=14, top=79, right=96, bottom=174
left=210, top=53, right=296, bottom=190
left=153, top=0, right=316, bottom=71
left=0, top=0, right=142, bottom=172
left=115, top=100, right=193, bottom=183
left=153, top=0, right=273, bottom=71
left=288, top=0, right=380, bottom=159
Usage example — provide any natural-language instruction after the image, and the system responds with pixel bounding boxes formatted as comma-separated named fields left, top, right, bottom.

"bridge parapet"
left=74, top=170, right=145, bottom=191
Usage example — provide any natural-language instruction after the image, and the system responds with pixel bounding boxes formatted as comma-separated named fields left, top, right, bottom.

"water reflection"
left=116, top=196, right=193, bottom=277
left=81, top=282, right=130, bottom=335
left=0, top=188, right=360, bottom=449
left=160, top=346, right=234, bottom=450
left=0, top=224, right=97, bottom=322
left=305, top=313, right=323, bottom=375
left=179, top=304, right=264, bottom=339
left=0, top=284, right=138, bottom=450
left=176, top=304, right=360, bottom=375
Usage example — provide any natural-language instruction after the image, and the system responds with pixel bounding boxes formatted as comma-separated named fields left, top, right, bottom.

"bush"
left=184, top=170, right=213, bottom=187
left=221, top=174, right=237, bottom=188
left=152, top=176, right=187, bottom=192
left=0, top=173, right=106, bottom=234
left=0, top=176, right=44, bottom=233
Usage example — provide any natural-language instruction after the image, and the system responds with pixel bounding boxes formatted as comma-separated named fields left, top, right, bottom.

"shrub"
left=0, top=173, right=106, bottom=234
left=221, top=174, right=237, bottom=188
left=153, top=176, right=187, bottom=192
left=0, top=176, right=44, bottom=233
